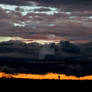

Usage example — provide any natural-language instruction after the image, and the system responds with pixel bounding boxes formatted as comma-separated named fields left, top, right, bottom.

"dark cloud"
left=0, top=40, right=92, bottom=76
left=31, top=0, right=92, bottom=4
left=0, top=0, right=29, bottom=5
left=0, top=40, right=92, bottom=60
left=0, top=0, right=92, bottom=5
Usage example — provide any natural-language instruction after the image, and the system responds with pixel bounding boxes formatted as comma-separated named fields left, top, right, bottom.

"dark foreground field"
left=0, top=78, right=90, bottom=81
left=1, top=78, right=91, bottom=90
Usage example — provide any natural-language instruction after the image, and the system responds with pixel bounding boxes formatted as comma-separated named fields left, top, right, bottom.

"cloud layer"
left=0, top=40, right=92, bottom=76
left=0, top=40, right=92, bottom=60
left=0, top=1, right=92, bottom=43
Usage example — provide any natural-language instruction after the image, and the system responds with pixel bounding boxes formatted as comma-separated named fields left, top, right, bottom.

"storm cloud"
left=0, top=40, right=92, bottom=61
left=0, top=40, right=92, bottom=76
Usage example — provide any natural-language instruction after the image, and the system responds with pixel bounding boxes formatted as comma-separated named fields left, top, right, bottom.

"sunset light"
left=0, top=72, right=92, bottom=80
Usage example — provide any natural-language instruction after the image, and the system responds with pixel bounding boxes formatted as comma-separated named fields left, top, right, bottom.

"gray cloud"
left=0, top=40, right=92, bottom=76
left=0, top=1, right=92, bottom=43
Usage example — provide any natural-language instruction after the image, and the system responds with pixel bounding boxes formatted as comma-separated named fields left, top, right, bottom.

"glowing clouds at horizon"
left=0, top=72, right=92, bottom=80
left=0, top=36, right=23, bottom=42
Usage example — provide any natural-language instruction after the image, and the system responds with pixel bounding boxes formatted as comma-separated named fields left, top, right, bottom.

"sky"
left=0, top=0, right=92, bottom=78
left=0, top=0, right=92, bottom=43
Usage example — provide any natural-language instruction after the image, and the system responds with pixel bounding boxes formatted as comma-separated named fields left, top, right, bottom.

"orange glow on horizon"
left=0, top=72, right=92, bottom=80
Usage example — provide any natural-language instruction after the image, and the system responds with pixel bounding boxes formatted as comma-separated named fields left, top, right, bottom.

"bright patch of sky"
left=0, top=36, right=23, bottom=42
left=61, top=12, right=72, bottom=15
left=0, top=36, right=60, bottom=44
left=69, top=16, right=92, bottom=21
left=13, top=22, right=26, bottom=27
left=69, top=16, right=77, bottom=19
left=0, top=3, right=73, bottom=16
left=48, top=24, right=55, bottom=27
left=88, top=16, right=92, bottom=19
left=0, top=4, right=60, bottom=16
